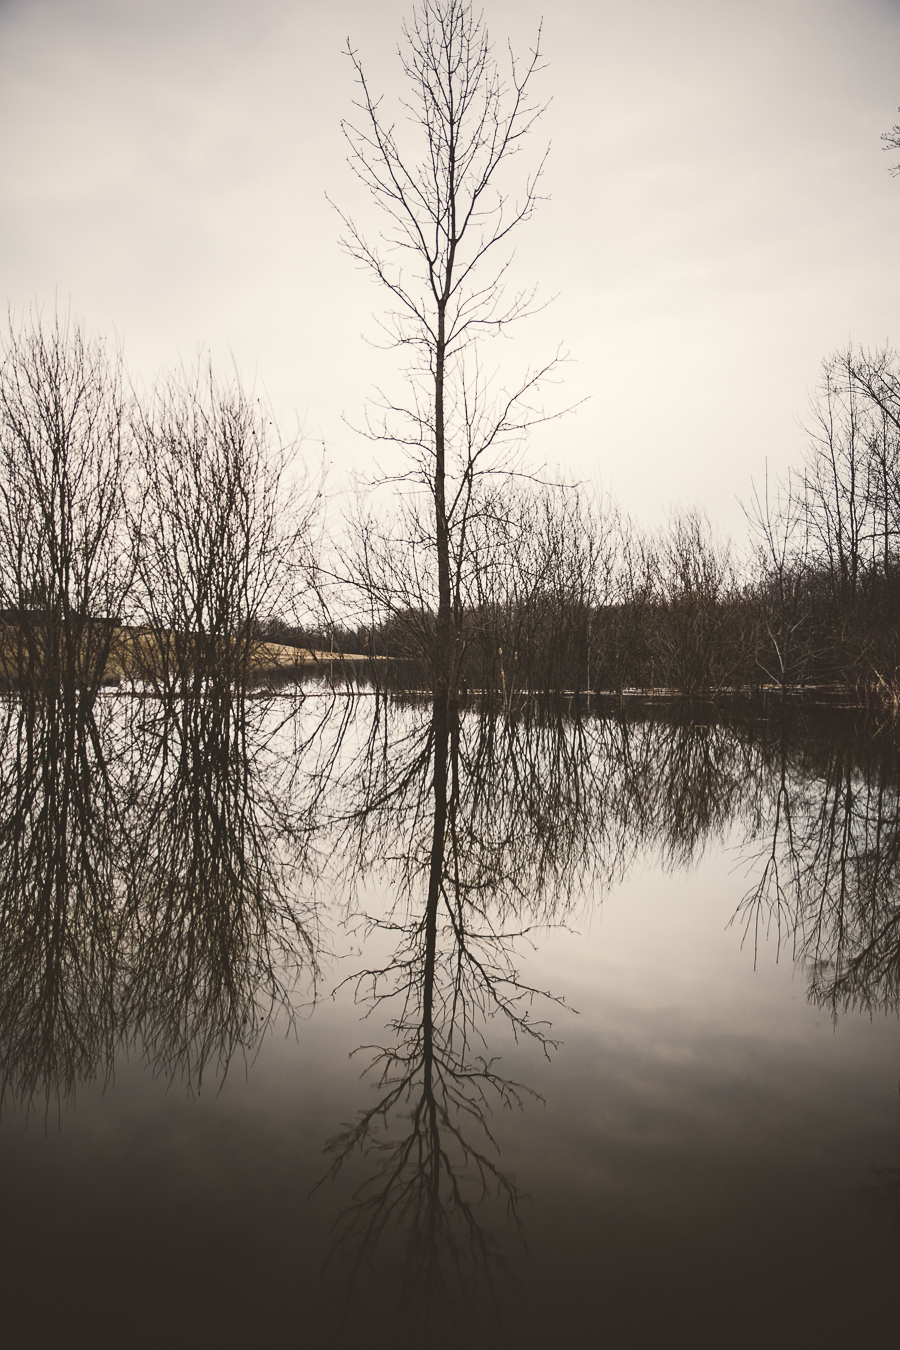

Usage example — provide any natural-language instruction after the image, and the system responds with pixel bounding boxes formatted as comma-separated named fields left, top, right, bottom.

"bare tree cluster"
left=130, top=366, right=307, bottom=695
left=745, top=345, right=900, bottom=696
left=9, top=309, right=886, bottom=712
left=346, top=343, right=900, bottom=705
left=0, top=314, right=313, bottom=702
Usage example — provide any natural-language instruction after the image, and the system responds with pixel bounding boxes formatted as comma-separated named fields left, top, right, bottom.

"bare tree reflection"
left=319, top=699, right=563, bottom=1340
left=737, top=712, right=900, bottom=1014
left=318, top=696, right=900, bottom=1335
left=0, top=679, right=322, bottom=1111
left=0, top=693, right=125, bottom=1110
left=608, top=711, right=757, bottom=871
left=120, top=683, right=318, bottom=1086
left=6, top=648, right=900, bottom=1332
left=317, top=698, right=690, bottom=1338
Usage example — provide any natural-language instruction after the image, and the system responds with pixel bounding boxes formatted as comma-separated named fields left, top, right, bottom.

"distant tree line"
left=3, top=313, right=900, bottom=709
left=324, top=343, right=900, bottom=706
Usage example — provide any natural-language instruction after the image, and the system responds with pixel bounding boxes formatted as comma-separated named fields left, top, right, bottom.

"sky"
left=1, top=0, right=899, bottom=541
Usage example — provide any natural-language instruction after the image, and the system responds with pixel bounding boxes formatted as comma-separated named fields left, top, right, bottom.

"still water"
left=0, top=687, right=897, bottom=1348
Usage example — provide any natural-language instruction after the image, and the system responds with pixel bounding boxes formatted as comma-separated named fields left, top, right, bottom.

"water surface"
left=0, top=690, right=897, bottom=1347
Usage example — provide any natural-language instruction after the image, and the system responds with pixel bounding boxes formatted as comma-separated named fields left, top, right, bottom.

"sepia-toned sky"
left=1, top=0, right=899, bottom=536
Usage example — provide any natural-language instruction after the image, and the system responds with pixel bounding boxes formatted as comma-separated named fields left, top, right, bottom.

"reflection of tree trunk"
left=423, top=697, right=449, bottom=1086
left=320, top=696, right=544, bottom=1336
left=423, top=702, right=450, bottom=1269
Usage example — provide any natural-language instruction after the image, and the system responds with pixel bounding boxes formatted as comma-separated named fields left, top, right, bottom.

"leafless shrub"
left=0, top=311, right=135, bottom=701
left=130, top=364, right=311, bottom=696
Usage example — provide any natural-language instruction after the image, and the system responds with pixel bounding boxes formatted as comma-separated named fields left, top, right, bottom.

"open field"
left=0, top=619, right=372, bottom=689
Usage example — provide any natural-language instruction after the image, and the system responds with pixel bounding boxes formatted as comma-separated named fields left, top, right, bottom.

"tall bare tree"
left=338, top=0, right=554, bottom=703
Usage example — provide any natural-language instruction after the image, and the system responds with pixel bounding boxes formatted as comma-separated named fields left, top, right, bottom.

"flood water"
left=0, top=685, right=898, bottom=1348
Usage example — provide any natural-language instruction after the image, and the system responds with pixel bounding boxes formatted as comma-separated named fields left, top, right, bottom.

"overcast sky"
left=1, top=0, right=899, bottom=539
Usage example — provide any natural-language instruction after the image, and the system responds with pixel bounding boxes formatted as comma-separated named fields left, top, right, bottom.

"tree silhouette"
left=337, top=0, right=557, bottom=703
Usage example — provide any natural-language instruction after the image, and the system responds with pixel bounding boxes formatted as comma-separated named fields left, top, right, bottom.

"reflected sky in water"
left=0, top=687, right=898, bottom=1348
